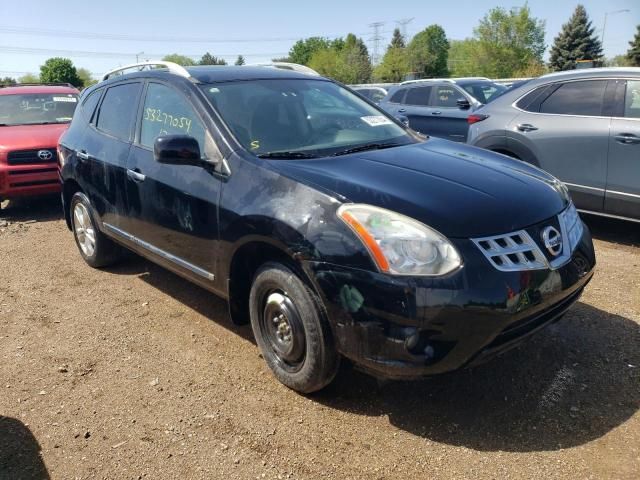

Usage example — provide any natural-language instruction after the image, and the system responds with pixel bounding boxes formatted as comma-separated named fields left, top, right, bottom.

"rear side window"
left=389, top=89, right=406, bottom=103
left=140, top=83, right=206, bottom=150
left=81, top=88, right=102, bottom=123
left=539, top=80, right=607, bottom=116
left=405, top=86, right=432, bottom=106
left=624, top=80, right=640, bottom=119
left=432, top=85, right=459, bottom=108
left=96, top=83, right=141, bottom=140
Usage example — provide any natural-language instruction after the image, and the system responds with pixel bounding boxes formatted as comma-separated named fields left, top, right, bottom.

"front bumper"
left=306, top=222, right=595, bottom=379
left=0, top=162, right=61, bottom=200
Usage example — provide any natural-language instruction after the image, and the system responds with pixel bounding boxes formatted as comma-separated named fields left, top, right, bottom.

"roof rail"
left=101, top=61, right=192, bottom=81
left=247, top=62, right=320, bottom=76
left=400, top=78, right=455, bottom=85
left=1, top=82, right=76, bottom=88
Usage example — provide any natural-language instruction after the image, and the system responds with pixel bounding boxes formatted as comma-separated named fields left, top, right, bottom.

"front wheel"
left=249, top=262, right=339, bottom=393
left=70, top=192, right=122, bottom=268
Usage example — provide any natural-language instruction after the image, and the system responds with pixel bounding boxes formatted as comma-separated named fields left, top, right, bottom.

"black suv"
left=59, top=62, right=595, bottom=393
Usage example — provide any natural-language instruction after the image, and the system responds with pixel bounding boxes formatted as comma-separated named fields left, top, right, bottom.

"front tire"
left=249, top=262, right=339, bottom=393
left=70, top=192, right=122, bottom=268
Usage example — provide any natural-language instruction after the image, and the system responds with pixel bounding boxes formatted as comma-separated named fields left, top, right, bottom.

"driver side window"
left=140, top=83, right=206, bottom=150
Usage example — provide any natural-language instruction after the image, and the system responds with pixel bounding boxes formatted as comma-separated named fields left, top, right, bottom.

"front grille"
left=472, top=203, right=584, bottom=273
left=7, top=149, right=57, bottom=165
left=471, top=230, right=548, bottom=272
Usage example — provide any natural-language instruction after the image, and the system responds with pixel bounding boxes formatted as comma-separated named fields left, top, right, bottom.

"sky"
left=0, top=0, right=638, bottom=80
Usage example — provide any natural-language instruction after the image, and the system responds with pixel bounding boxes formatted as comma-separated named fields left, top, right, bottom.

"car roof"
left=0, top=85, right=80, bottom=96
left=538, top=67, right=640, bottom=82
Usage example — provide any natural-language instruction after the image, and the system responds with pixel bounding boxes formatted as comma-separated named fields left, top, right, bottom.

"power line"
left=395, top=18, right=415, bottom=42
left=0, top=25, right=378, bottom=44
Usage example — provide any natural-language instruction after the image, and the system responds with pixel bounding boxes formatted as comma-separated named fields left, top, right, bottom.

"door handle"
left=431, top=111, right=442, bottom=115
left=614, top=133, right=640, bottom=144
left=76, top=150, right=90, bottom=160
left=397, top=108, right=406, bottom=113
left=517, top=123, right=538, bottom=132
left=126, top=169, right=146, bottom=183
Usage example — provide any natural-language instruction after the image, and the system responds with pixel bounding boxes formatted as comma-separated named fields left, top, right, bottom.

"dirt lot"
left=1, top=197, right=638, bottom=480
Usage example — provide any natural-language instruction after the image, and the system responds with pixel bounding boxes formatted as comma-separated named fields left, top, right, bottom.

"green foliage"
left=198, top=52, right=227, bottom=65
left=448, top=39, right=481, bottom=77
left=374, top=46, right=409, bottom=82
left=271, top=56, right=291, bottom=63
left=549, top=5, right=602, bottom=71
left=0, top=76, right=16, bottom=86
left=406, top=25, right=449, bottom=78
left=607, top=54, right=633, bottom=67
left=76, top=68, right=97, bottom=88
left=162, top=54, right=197, bottom=66
left=39, top=58, right=82, bottom=87
left=18, top=73, right=39, bottom=84
left=308, top=33, right=371, bottom=84
left=234, top=55, right=246, bottom=66
left=288, top=37, right=332, bottom=65
left=390, top=28, right=405, bottom=49
left=628, top=25, right=640, bottom=67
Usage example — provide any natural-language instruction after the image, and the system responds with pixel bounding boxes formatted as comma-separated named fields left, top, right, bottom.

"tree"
left=198, top=52, right=227, bottom=65
left=474, top=5, right=545, bottom=77
left=76, top=68, right=97, bottom=88
left=374, top=29, right=409, bottom=82
left=0, top=77, right=16, bottom=86
left=39, top=58, right=82, bottom=87
left=549, top=5, right=602, bottom=71
left=307, top=33, right=372, bottom=83
left=18, top=73, right=39, bottom=83
left=288, top=37, right=332, bottom=65
left=271, top=56, right=291, bottom=63
left=234, top=55, right=246, bottom=66
left=607, top=54, right=633, bottom=67
left=406, top=25, right=449, bottom=78
left=628, top=25, right=640, bottom=67
left=162, top=54, right=197, bottom=66
left=390, top=28, right=405, bottom=49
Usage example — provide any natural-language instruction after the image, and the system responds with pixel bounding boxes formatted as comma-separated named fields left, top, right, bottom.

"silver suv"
left=467, top=68, right=640, bottom=222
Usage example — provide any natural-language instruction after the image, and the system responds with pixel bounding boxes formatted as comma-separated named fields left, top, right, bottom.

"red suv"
left=0, top=83, right=80, bottom=203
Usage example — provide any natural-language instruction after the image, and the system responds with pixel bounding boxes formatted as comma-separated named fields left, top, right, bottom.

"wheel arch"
left=62, top=179, right=84, bottom=230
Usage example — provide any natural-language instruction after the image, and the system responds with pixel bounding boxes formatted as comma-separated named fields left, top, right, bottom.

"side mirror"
left=395, top=114, right=409, bottom=127
left=456, top=98, right=471, bottom=110
left=154, top=135, right=202, bottom=166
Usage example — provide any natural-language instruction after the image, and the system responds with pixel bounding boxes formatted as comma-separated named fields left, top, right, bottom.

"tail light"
left=467, top=114, right=489, bottom=125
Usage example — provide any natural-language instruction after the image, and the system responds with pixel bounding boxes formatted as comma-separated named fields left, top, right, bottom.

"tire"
left=70, top=192, right=122, bottom=268
left=249, top=262, right=339, bottom=393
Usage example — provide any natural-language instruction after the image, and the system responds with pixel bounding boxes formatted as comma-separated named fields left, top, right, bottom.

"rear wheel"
left=249, top=262, right=339, bottom=393
left=70, top=192, right=122, bottom=268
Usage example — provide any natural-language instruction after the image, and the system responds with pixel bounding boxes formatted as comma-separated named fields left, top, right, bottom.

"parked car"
left=0, top=83, right=80, bottom=204
left=59, top=61, right=595, bottom=393
left=379, top=78, right=507, bottom=142
left=352, top=86, right=389, bottom=104
left=467, top=67, right=640, bottom=223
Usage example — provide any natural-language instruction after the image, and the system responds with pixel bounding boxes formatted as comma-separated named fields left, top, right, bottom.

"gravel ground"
left=1, top=196, right=639, bottom=480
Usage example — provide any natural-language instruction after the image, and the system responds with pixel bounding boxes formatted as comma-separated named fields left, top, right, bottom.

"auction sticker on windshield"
left=361, top=115, right=393, bottom=127
left=53, top=96, right=77, bottom=102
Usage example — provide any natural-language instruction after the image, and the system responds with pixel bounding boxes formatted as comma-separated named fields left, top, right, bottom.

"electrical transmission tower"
left=395, top=17, right=415, bottom=42
left=368, top=22, right=385, bottom=65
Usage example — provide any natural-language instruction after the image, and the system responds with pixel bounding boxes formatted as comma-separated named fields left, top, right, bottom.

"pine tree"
left=549, top=5, right=603, bottom=71
left=389, top=28, right=405, bottom=49
left=627, top=25, right=640, bottom=67
left=235, top=55, right=246, bottom=66
left=199, top=53, right=227, bottom=65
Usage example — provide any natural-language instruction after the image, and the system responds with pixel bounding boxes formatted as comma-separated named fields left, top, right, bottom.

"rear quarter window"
left=80, top=88, right=103, bottom=123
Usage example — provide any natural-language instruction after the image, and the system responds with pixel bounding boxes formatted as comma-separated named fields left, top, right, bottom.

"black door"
left=79, top=82, right=142, bottom=228
left=123, top=81, right=222, bottom=287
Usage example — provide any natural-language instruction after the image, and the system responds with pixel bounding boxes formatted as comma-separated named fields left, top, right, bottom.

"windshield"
left=461, top=82, right=507, bottom=104
left=0, top=93, right=79, bottom=126
left=200, top=79, right=415, bottom=157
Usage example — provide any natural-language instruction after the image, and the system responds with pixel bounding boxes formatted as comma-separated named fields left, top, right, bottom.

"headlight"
left=57, top=147, right=66, bottom=167
left=337, top=204, right=462, bottom=276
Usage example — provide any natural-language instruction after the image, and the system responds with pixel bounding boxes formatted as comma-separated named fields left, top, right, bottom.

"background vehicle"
left=352, top=86, right=389, bottom=104
left=379, top=78, right=506, bottom=141
left=59, top=62, right=594, bottom=393
left=0, top=83, right=79, bottom=204
left=467, top=67, right=640, bottom=223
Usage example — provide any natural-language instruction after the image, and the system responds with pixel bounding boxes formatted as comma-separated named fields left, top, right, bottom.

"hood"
left=0, top=123, right=69, bottom=154
left=271, top=138, right=569, bottom=238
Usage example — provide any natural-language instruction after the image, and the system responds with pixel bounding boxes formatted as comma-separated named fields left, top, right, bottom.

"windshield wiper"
left=257, top=151, right=318, bottom=159
left=332, top=142, right=404, bottom=157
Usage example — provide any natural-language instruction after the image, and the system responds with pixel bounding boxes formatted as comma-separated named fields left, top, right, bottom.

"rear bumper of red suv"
left=0, top=152, right=61, bottom=200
